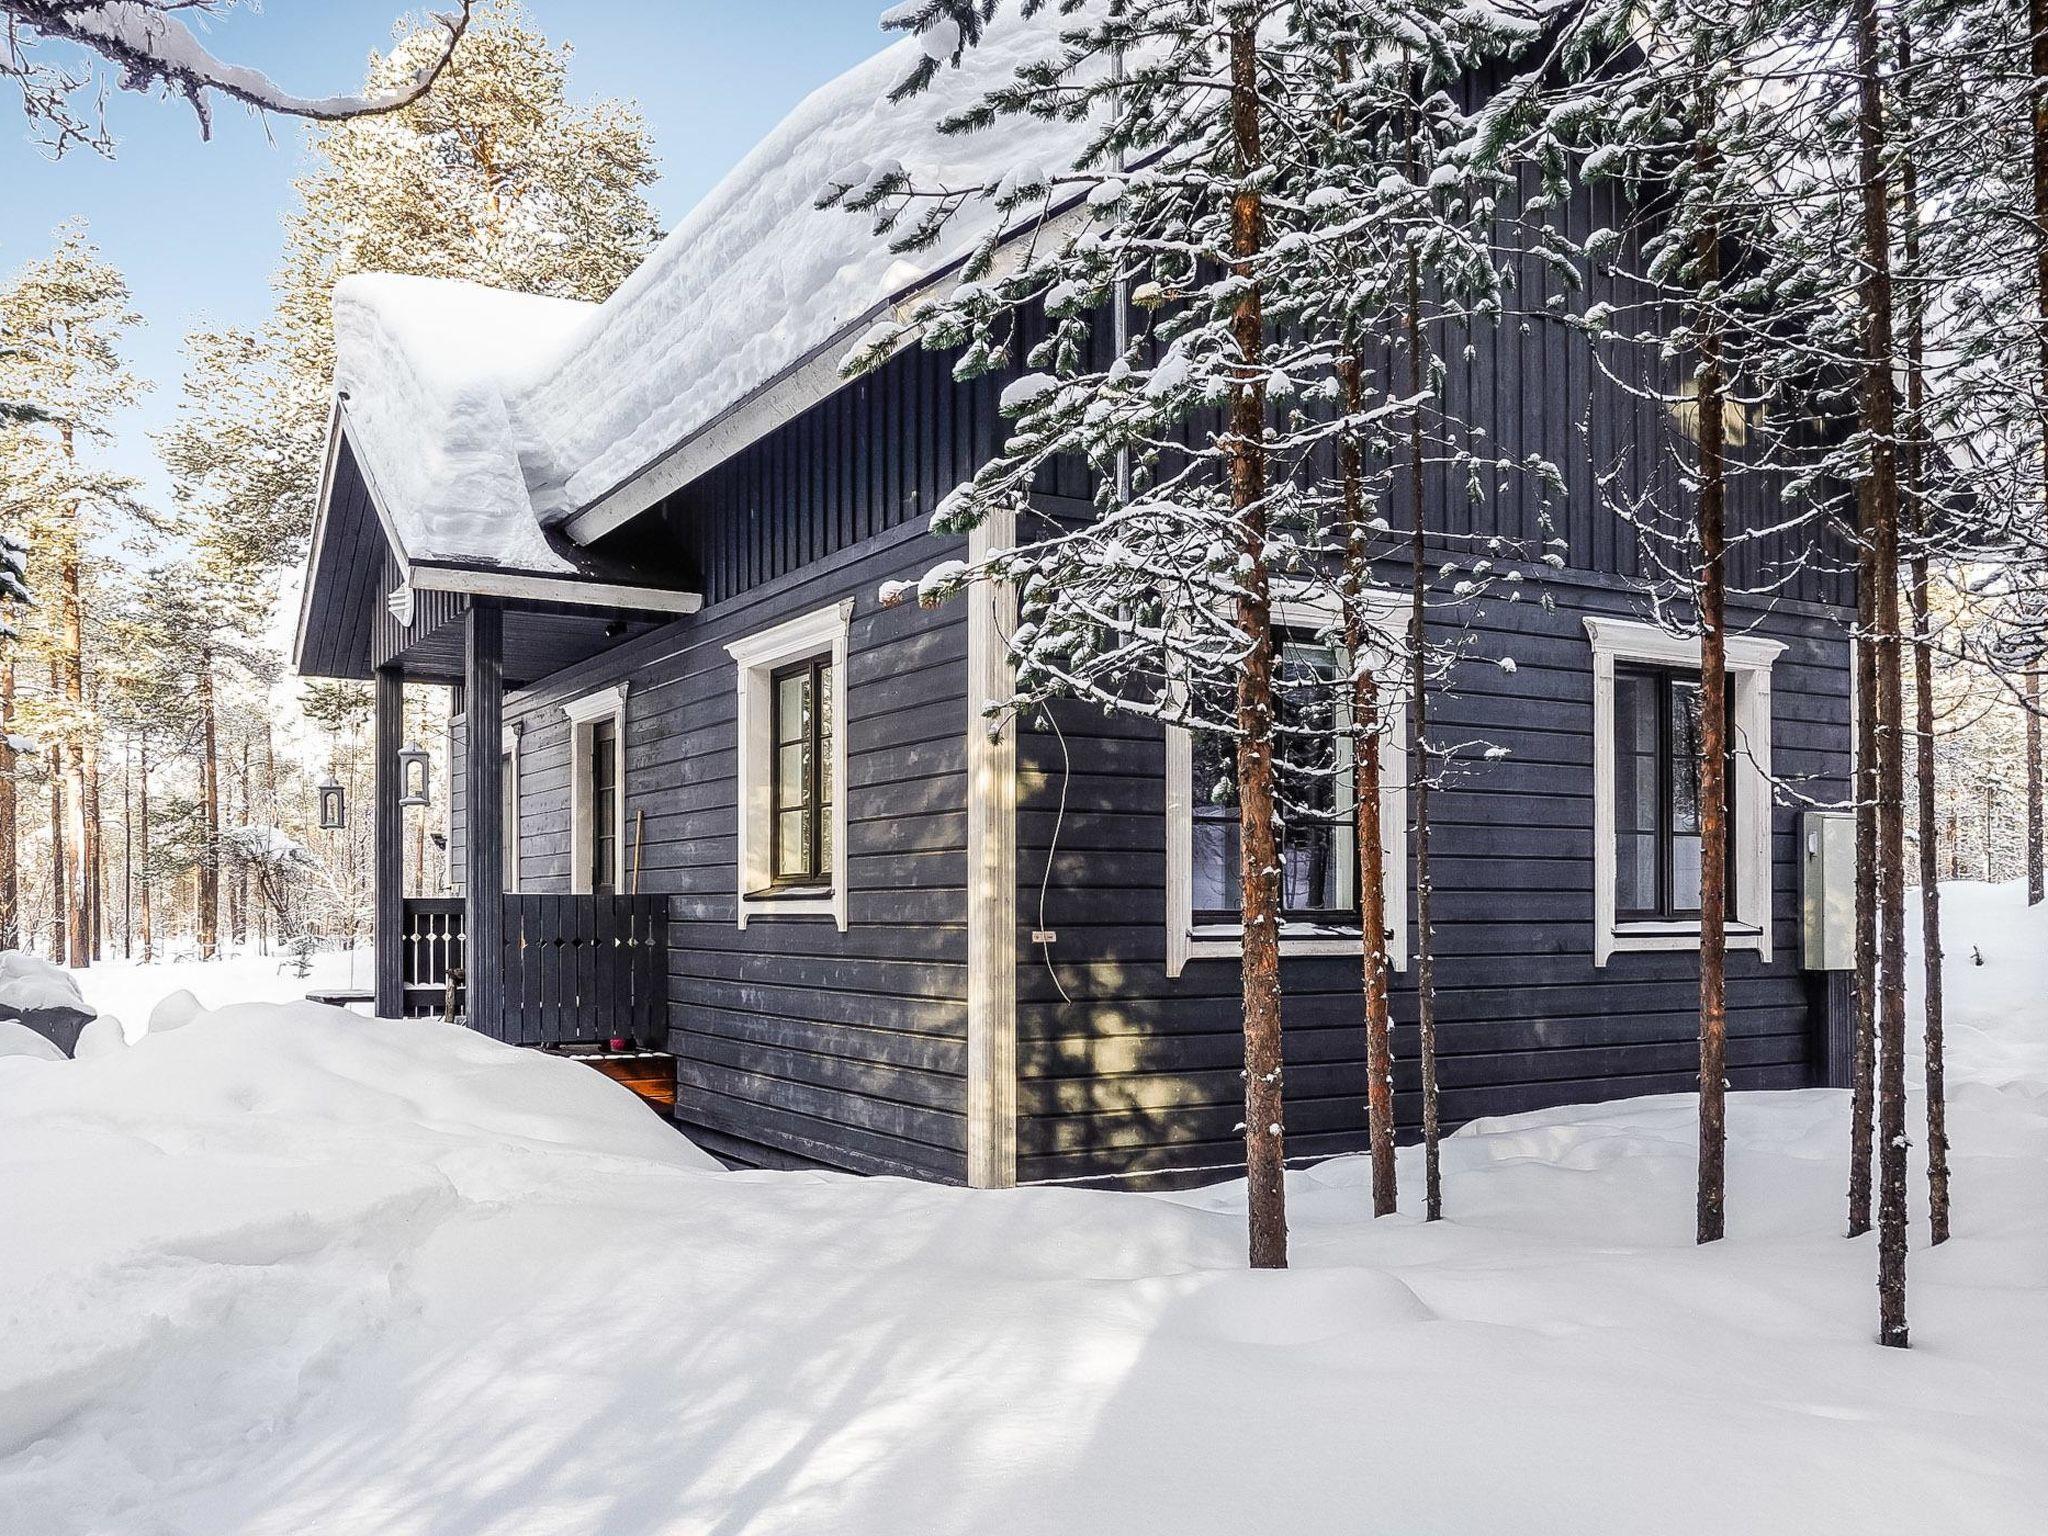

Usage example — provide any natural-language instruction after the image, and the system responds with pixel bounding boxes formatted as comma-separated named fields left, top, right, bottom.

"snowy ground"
left=3, top=889, right=2045, bottom=1534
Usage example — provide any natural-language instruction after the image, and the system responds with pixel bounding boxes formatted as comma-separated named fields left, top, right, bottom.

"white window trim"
left=1585, top=616, right=1784, bottom=967
left=1166, top=589, right=1409, bottom=980
left=563, top=683, right=628, bottom=895
left=725, top=600, right=853, bottom=931
left=502, top=724, right=521, bottom=893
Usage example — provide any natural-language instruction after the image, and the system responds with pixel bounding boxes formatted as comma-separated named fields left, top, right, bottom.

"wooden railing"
left=400, top=893, right=668, bottom=1047
left=498, top=893, right=669, bottom=1049
left=400, top=898, right=466, bottom=1019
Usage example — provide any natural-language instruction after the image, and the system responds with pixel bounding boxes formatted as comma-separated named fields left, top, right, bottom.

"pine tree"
left=0, top=220, right=145, bottom=968
left=158, top=0, right=661, bottom=576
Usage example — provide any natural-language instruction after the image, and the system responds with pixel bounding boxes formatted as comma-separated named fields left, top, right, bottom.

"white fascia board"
left=408, top=563, right=703, bottom=615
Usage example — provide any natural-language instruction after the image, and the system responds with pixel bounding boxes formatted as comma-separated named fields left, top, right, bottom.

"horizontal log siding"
left=1011, top=582, right=1850, bottom=1186
left=496, top=518, right=973, bottom=1181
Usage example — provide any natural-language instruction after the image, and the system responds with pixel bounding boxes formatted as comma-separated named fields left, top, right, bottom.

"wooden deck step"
left=538, top=1045, right=677, bottom=1115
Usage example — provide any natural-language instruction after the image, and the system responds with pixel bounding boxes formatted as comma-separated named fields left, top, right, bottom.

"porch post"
left=464, top=600, right=505, bottom=1033
left=373, top=665, right=404, bottom=1017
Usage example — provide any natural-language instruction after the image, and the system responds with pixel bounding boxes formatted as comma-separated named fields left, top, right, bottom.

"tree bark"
left=84, top=716, right=103, bottom=962
left=1852, top=0, right=1910, bottom=1347
left=54, top=459, right=87, bottom=968
left=1897, top=17, right=1950, bottom=1245
left=137, top=735, right=153, bottom=964
left=46, top=698, right=65, bottom=962
left=197, top=654, right=221, bottom=961
left=0, top=659, right=17, bottom=951
left=1692, top=129, right=1730, bottom=1247
left=1338, top=353, right=1396, bottom=1219
left=2029, top=0, right=2048, bottom=907
left=120, top=738, right=132, bottom=960
left=1848, top=515, right=1877, bottom=1239
left=1226, top=20, right=1288, bottom=1269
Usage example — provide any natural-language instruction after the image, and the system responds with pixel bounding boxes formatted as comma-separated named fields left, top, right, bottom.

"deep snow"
left=3, top=885, right=2045, bottom=1534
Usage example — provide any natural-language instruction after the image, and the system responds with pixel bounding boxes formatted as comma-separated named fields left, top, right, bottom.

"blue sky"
left=0, top=0, right=893, bottom=506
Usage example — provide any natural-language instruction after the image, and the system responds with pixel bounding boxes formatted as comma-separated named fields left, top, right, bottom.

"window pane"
left=777, top=740, right=809, bottom=808
left=1191, top=810, right=1240, bottom=916
left=775, top=808, right=810, bottom=878
left=1670, top=679, right=1703, bottom=836
left=1614, top=672, right=1660, bottom=912
left=1672, top=834, right=1703, bottom=912
left=775, top=670, right=809, bottom=747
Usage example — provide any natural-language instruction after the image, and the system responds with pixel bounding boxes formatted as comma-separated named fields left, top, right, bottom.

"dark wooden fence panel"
left=499, top=892, right=668, bottom=1048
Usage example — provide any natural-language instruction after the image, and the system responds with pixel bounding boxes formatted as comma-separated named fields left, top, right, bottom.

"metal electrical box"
left=1802, top=811, right=1856, bottom=971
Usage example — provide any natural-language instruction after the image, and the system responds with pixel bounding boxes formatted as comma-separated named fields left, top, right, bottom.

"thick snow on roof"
left=331, top=5, right=1097, bottom=563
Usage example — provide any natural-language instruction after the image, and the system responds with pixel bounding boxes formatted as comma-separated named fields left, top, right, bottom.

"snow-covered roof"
left=330, top=5, right=1096, bottom=566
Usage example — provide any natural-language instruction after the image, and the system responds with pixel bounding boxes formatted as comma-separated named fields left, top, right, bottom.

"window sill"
left=1606, top=920, right=1766, bottom=957
left=737, top=888, right=843, bottom=930
left=1181, top=922, right=1405, bottom=970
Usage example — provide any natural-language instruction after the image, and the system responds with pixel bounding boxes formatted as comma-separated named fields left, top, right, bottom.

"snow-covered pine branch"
left=3, top=0, right=474, bottom=155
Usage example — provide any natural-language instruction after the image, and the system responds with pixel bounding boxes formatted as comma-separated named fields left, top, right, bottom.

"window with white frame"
left=726, top=600, right=852, bottom=930
left=502, top=725, right=520, bottom=892
left=1166, top=590, right=1408, bottom=978
left=1585, top=616, right=1783, bottom=966
left=563, top=684, right=627, bottom=896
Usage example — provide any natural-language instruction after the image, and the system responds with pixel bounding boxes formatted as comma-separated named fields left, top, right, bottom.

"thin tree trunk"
left=197, top=655, right=220, bottom=961
left=0, top=659, right=17, bottom=950
left=46, top=706, right=65, bottom=963
left=121, top=737, right=132, bottom=960
left=1692, top=126, right=1731, bottom=1247
left=1226, top=20, right=1287, bottom=1270
left=137, top=736, right=152, bottom=964
left=54, top=485, right=87, bottom=969
left=1339, top=353, right=1396, bottom=1219
left=84, top=716, right=103, bottom=962
left=1403, top=78, right=1442, bottom=1224
left=2029, top=0, right=2048, bottom=906
left=1852, top=0, right=1910, bottom=1347
left=1848, top=520, right=1878, bottom=1239
left=1897, top=18, right=1950, bottom=1245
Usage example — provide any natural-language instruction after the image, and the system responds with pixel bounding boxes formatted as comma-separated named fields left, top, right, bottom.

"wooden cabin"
left=293, top=23, right=1857, bottom=1187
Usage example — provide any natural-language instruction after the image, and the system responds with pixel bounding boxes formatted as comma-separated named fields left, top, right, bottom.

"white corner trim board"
left=1584, top=615, right=1784, bottom=967
left=725, top=600, right=854, bottom=932
left=1165, top=587, right=1410, bottom=980
left=562, top=683, right=628, bottom=895
left=965, top=508, right=1019, bottom=1190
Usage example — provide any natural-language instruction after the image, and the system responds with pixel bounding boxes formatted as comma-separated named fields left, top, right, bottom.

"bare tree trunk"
left=54, top=500, right=87, bottom=969
left=0, top=660, right=17, bottom=950
left=1338, top=353, right=1396, bottom=1219
left=197, top=655, right=220, bottom=961
left=47, top=716, right=65, bottom=961
left=1692, top=140, right=1731, bottom=1247
left=1404, top=93, right=1442, bottom=1225
left=1853, top=0, right=1910, bottom=1347
left=1898, top=19, right=1950, bottom=1245
left=1848, top=525, right=1877, bottom=1239
left=230, top=735, right=250, bottom=948
left=84, top=718, right=103, bottom=962
left=2029, top=0, right=2048, bottom=907
left=137, top=736, right=153, bottom=964
left=121, top=738, right=132, bottom=960
left=1226, top=20, right=1287, bottom=1270
left=260, top=721, right=278, bottom=955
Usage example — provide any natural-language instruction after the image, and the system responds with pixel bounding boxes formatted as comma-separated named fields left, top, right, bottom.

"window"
left=1190, top=637, right=1357, bottom=924
left=727, top=600, right=853, bottom=929
left=1166, top=590, right=1407, bottom=978
left=590, top=716, right=619, bottom=894
left=563, top=684, right=627, bottom=895
left=1586, top=617, right=1783, bottom=965
left=1612, top=668, right=1734, bottom=922
left=501, top=725, right=520, bottom=892
left=770, top=656, right=835, bottom=886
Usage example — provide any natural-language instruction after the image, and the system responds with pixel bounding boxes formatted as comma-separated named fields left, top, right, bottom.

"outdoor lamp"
left=398, top=742, right=431, bottom=808
left=317, top=772, right=347, bottom=830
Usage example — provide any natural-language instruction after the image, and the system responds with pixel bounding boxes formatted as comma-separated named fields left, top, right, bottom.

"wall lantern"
left=317, top=772, right=347, bottom=831
left=398, top=742, right=432, bottom=808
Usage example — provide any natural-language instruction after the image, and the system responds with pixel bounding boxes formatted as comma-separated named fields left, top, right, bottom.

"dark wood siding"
left=1011, top=582, right=1850, bottom=1185
left=496, top=517, right=973, bottom=1181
